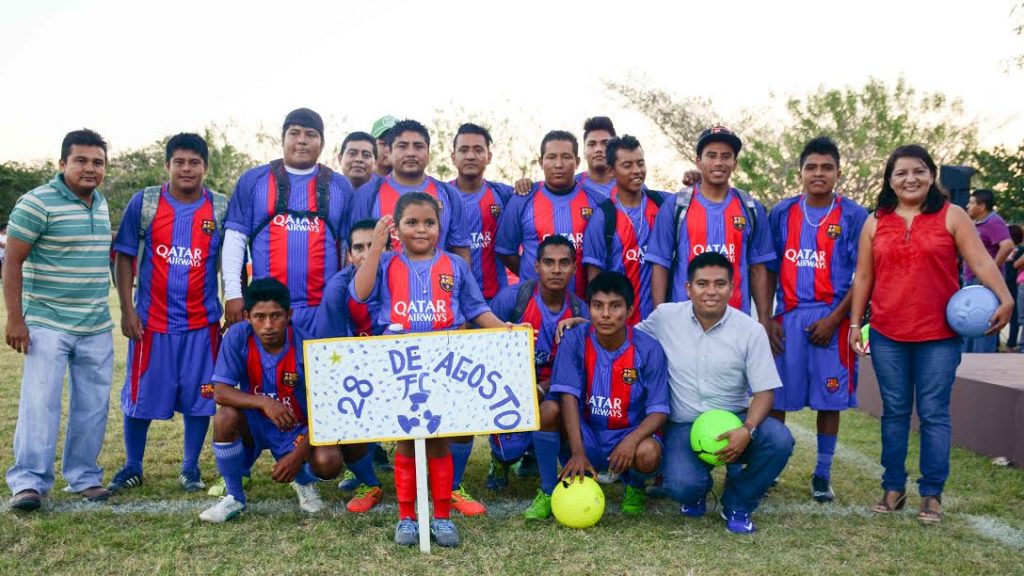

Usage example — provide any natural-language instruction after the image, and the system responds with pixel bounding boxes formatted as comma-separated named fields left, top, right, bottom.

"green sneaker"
left=206, top=475, right=251, bottom=497
left=621, top=484, right=647, bottom=516
left=524, top=489, right=553, bottom=521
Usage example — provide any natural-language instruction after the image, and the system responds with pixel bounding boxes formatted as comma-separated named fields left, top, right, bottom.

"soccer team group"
left=9, top=108, right=897, bottom=546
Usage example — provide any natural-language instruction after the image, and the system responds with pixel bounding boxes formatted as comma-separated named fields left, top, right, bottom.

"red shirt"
left=870, top=203, right=958, bottom=342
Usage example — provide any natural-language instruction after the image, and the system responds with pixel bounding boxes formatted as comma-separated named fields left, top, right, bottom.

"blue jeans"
left=662, top=415, right=794, bottom=513
left=869, top=329, right=961, bottom=497
left=6, top=326, right=114, bottom=495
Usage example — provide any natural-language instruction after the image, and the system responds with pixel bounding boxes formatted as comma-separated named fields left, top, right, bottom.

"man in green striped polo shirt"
left=4, top=129, right=116, bottom=511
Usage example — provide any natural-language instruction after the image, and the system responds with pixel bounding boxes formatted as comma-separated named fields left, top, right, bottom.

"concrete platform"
left=857, top=354, right=1024, bottom=465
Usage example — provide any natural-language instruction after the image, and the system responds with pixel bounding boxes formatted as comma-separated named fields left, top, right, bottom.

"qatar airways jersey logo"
left=541, top=232, right=583, bottom=250
left=393, top=300, right=449, bottom=323
left=271, top=213, right=321, bottom=233
left=785, top=248, right=827, bottom=269
left=470, top=231, right=492, bottom=250
left=154, top=244, right=204, bottom=267
left=625, top=244, right=647, bottom=263
left=587, top=395, right=623, bottom=418
left=692, top=243, right=736, bottom=262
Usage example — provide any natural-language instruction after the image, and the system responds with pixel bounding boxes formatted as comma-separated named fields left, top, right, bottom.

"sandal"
left=870, top=490, right=907, bottom=513
left=918, top=495, right=942, bottom=524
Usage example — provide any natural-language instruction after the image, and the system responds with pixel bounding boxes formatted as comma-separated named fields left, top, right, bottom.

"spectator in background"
left=962, top=189, right=1013, bottom=352
left=1009, top=224, right=1024, bottom=352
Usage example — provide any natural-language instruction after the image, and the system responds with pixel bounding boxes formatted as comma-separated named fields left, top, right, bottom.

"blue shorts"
left=560, top=425, right=664, bottom=476
left=291, top=305, right=319, bottom=341
left=490, top=432, right=533, bottom=462
left=772, top=305, right=858, bottom=412
left=244, top=409, right=308, bottom=460
left=122, top=324, right=219, bottom=420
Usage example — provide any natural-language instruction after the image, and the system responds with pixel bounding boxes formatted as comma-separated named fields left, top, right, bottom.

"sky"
left=1, top=0, right=1022, bottom=168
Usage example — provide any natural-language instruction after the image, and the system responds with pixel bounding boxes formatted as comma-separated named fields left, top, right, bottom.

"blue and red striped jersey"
left=768, top=195, right=868, bottom=314
left=450, top=179, right=513, bottom=300
left=490, top=283, right=590, bottom=382
left=349, top=174, right=469, bottom=252
left=352, top=250, right=490, bottom=334
left=225, top=163, right=352, bottom=309
left=114, top=185, right=222, bottom=333
left=582, top=188, right=669, bottom=325
left=550, top=325, right=670, bottom=447
left=575, top=172, right=615, bottom=199
left=212, top=322, right=307, bottom=424
left=646, top=185, right=775, bottom=313
left=313, top=265, right=379, bottom=338
left=495, top=183, right=603, bottom=299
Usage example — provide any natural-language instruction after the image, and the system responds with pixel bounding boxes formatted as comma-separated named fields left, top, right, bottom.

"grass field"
left=1, top=294, right=1022, bottom=575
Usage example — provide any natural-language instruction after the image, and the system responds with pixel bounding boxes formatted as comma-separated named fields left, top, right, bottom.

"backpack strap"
left=510, top=280, right=538, bottom=323
left=136, top=185, right=164, bottom=279
left=249, top=161, right=339, bottom=246
left=670, top=186, right=695, bottom=274
left=645, top=188, right=666, bottom=207
left=599, top=198, right=617, bottom=271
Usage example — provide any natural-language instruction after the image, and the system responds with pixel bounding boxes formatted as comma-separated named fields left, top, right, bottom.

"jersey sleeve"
left=764, top=201, right=786, bottom=274
left=443, top=183, right=470, bottom=249
left=639, top=335, right=670, bottom=415
left=457, top=256, right=491, bottom=321
left=582, top=205, right=607, bottom=270
left=312, top=269, right=350, bottom=338
left=548, top=326, right=586, bottom=397
left=495, top=194, right=526, bottom=256
left=349, top=179, right=375, bottom=227
left=645, top=199, right=677, bottom=269
left=112, top=191, right=145, bottom=256
left=490, top=181, right=514, bottom=204
left=489, top=285, right=518, bottom=322
left=747, top=200, right=776, bottom=265
left=225, top=169, right=258, bottom=236
left=348, top=257, right=384, bottom=305
left=329, top=173, right=354, bottom=247
left=846, top=204, right=869, bottom=266
left=212, top=324, right=247, bottom=387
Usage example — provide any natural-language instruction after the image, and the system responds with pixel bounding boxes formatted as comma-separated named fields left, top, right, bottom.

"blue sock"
left=533, top=431, right=561, bottom=495
left=294, top=463, right=319, bottom=486
left=123, top=416, right=151, bottom=475
left=347, top=448, right=380, bottom=487
left=213, top=440, right=247, bottom=504
left=181, top=415, right=209, bottom=473
left=815, top=434, right=838, bottom=480
left=450, top=439, right=474, bottom=490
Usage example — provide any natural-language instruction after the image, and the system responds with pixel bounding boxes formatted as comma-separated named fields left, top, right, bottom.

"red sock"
left=394, top=453, right=417, bottom=520
left=428, top=455, right=454, bottom=520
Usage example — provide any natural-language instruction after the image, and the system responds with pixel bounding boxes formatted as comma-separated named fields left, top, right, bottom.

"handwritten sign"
left=303, top=328, right=539, bottom=445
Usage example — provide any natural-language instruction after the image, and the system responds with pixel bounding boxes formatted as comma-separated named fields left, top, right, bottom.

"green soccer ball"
left=551, top=475, right=605, bottom=529
left=690, top=409, right=743, bottom=466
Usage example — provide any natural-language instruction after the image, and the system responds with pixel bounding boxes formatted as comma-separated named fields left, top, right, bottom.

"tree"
left=974, top=142, right=1024, bottom=223
left=425, top=106, right=541, bottom=184
left=0, top=161, right=55, bottom=223
left=606, top=76, right=980, bottom=207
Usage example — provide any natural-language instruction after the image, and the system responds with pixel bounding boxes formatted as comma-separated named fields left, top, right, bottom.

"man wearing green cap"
left=371, top=115, right=398, bottom=180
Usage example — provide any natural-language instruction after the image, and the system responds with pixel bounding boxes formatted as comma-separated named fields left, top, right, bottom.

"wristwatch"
left=743, top=422, right=758, bottom=441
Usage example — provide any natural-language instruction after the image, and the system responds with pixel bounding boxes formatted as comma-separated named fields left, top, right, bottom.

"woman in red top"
left=849, top=145, right=1013, bottom=524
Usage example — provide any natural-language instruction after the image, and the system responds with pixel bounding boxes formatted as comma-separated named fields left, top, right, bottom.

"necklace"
left=801, top=193, right=837, bottom=228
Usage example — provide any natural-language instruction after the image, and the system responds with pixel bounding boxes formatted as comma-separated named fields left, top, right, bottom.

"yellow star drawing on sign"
left=329, top=350, right=342, bottom=365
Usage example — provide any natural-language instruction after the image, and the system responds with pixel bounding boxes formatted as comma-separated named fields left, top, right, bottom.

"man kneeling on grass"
left=200, top=279, right=324, bottom=522
left=526, top=271, right=669, bottom=519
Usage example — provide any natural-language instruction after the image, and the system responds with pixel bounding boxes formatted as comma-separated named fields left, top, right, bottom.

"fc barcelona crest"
left=489, top=204, right=502, bottom=218
left=200, top=383, right=215, bottom=399
left=622, top=368, right=638, bottom=385
left=201, top=219, right=217, bottom=235
left=581, top=207, right=593, bottom=220
left=825, top=377, right=840, bottom=393
left=282, top=371, right=299, bottom=386
left=732, top=215, right=747, bottom=230
left=826, top=224, right=842, bottom=239
left=439, top=273, right=454, bottom=293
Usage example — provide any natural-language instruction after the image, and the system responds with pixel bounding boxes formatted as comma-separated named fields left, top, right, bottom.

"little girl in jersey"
left=352, top=192, right=512, bottom=548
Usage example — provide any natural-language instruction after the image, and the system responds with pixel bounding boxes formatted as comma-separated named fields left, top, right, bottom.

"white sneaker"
left=291, top=481, right=324, bottom=513
left=596, top=470, right=620, bottom=485
left=199, top=495, right=245, bottom=523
